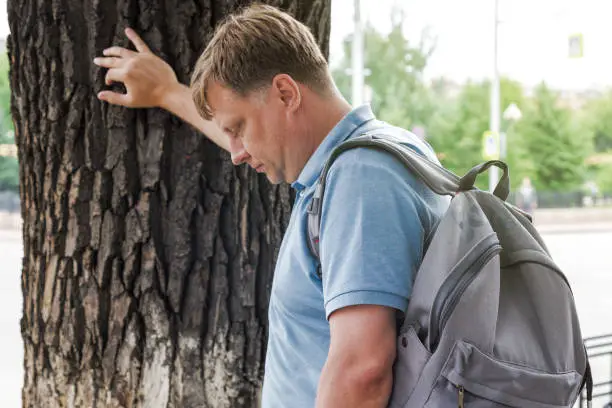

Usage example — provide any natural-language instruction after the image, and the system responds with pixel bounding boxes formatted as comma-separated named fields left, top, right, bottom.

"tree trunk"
left=8, top=1, right=330, bottom=407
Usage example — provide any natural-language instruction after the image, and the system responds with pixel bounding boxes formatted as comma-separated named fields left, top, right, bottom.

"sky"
left=0, top=0, right=610, bottom=91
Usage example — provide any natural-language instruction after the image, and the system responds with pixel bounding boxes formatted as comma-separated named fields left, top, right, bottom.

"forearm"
left=316, top=358, right=393, bottom=408
left=160, top=83, right=230, bottom=152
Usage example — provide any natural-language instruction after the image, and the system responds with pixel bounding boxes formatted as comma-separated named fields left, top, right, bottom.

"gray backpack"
left=307, top=134, right=592, bottom=407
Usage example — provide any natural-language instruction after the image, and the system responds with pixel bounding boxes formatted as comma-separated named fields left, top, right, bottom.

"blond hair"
left=190, top=4, right=330, bottom=120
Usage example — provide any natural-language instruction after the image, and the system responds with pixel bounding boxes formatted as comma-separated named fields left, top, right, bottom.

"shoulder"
left=321, top=141, right=426, bottom=221
left=320, top=124, right=449, bottom=230
left=328, top=145, right=411, bottom=181
left=326, top=125, right=436, bottom=191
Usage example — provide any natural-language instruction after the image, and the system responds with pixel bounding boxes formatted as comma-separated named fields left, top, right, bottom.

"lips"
left=255, top=165, right=265, bottom=173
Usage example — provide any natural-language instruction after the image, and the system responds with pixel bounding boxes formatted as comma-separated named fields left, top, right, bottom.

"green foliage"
left=594, top=164, right=612, bottom=193
left=0, top=155, right=18, bottom=191
left=503, top=127, right=536, bottom=190
left=580, top=90, right=612, bottom=153
left=577, top=91, right=612, bottom=193
left=427, top=81, right=488, bottom=176
left=426, top=77, right=528, bottom=189
left=0, top=51, right=18, bottom=193
left=331, top=19, right=435, bottom=132
left=516, top=83, right=588, bottom=191
left=498, top=78, right=533, bottom=189
left=0, top=52, right=12, bottom=133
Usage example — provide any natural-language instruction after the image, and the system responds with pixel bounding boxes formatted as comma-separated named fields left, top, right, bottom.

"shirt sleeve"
left=319, top=147, right=428, bottom=319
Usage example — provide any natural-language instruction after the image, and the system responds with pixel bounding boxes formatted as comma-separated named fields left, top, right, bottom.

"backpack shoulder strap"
left=307, top=132, right=462, bottom=277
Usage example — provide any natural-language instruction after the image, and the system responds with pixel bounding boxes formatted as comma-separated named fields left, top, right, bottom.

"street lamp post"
left=489, top=0, right=501, bottom=193
left=499, top=102, right=522, bottom=161
left=352, top=0, right=364, bottom=107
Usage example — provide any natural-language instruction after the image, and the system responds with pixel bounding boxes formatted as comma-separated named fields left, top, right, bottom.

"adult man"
left=94, top=5, right=447, bottom=407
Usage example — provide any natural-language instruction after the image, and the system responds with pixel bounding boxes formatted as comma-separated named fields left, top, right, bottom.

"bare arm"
left=94, top=28, right=229, bottom=152
left=157, top=82, right=229, bottom=151
left=316, top=305, right=397, bottom=408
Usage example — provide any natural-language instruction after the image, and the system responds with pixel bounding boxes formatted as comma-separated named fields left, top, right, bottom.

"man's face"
left=206, top=80, right=293, bottom=184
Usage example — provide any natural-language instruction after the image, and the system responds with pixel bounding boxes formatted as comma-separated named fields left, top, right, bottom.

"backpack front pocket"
left=388, top=325, right=432, bottom=408
left=424, top=341, right=582, bottom=408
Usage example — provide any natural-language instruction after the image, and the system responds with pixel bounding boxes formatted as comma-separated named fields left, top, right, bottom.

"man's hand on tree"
left=94, top=28, right=231, bottom=152
left=94, top=28, right=180, bottom=109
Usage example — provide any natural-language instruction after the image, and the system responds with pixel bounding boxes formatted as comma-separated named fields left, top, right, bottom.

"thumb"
left=98, top=91, right=132, bottom=107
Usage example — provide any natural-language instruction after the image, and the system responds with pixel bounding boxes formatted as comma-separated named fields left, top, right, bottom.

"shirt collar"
left=291, top=104, right=376, bottom=191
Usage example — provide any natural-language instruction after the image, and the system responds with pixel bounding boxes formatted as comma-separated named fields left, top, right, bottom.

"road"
left=0, top=230, right=25, bottom=408
left=0, top=228, right=611, bottom=407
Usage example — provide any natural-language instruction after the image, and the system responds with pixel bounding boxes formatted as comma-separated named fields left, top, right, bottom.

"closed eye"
left=233, top=125, right=245, bottom=139
left=224, top=122, right=242, bottom=138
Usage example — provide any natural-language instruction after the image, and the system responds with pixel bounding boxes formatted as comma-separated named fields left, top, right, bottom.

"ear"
left=271, top=74, right=301, bottom=112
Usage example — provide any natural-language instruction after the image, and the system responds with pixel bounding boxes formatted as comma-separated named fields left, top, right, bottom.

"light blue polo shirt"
left=261, top=105, right=449, bottom=408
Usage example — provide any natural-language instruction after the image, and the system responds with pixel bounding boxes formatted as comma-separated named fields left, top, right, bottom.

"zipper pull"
left=457, top=385, right=465, bottom=408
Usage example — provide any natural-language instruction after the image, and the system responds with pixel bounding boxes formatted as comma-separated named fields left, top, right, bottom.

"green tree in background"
left=517, top=83, right=588, bottom=191
left=0, top=53, right=12, bottom=132
left=0, top=131, right=18, bottom=192
left=594, top=164, right=612, bottom=193
left=578, top=91, right=612, bottom=193
left=427, top=81, right=488, bottom=176
left=331, top=19, right=601, bottom=198
left=332, top=17, right=435, bottom=131
left=427, top=77, right=528, bottom=189
left=581, top=90, right=612, bottom=153
left=0, top=52, right=18, bottom=192
left=497, top=78, right=533, bottom=190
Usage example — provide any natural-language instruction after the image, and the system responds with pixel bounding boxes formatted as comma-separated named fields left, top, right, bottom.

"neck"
left=284, top=90, right=353, bottom=184
left=309, top=95, right=353, bottom=150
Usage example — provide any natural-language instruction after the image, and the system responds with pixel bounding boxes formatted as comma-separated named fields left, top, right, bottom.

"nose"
left=229, top=137, right=249, bottom=166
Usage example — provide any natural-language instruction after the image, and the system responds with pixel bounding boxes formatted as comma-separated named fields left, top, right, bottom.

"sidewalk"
left=2, top=207, right=612, bottom=233
left=536, top=222, right=612, bottom=235
left=533, top=207, right=612, bottom=234
left=533, top=206, right=612, bottom=225
left=0, top=212, right=20, bottom=231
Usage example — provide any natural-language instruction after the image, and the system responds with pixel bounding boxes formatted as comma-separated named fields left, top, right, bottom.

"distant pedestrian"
left=516, top=176, right=538, bottom=216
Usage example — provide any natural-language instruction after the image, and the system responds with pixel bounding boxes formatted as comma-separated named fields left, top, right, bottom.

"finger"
left=102, top=46, right=135, bottom=58
left=93, top=56, right=123, bottom=69
left=105, top=68, right=127, bottom=86
left=125, top=28, right=151, bottom=53
left=98, top=91, right=132, bottom=107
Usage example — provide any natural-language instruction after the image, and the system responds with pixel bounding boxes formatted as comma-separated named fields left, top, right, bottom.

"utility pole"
left=489, top=0, right=501, bottom=192
left=352, top=0, right=364, bottom=107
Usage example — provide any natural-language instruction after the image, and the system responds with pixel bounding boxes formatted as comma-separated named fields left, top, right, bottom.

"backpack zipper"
left=438, top=243, right=502, bottom=336
left=457, top=385, right=465, bottom=408
left=429, top=233, right=501, bottom=351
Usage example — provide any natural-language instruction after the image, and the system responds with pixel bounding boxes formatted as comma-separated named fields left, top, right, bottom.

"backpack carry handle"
left=459, top=160, right=509, bottom=200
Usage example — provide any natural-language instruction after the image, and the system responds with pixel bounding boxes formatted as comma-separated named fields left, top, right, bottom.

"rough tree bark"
left=8, top=0, right=330, bottom=407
